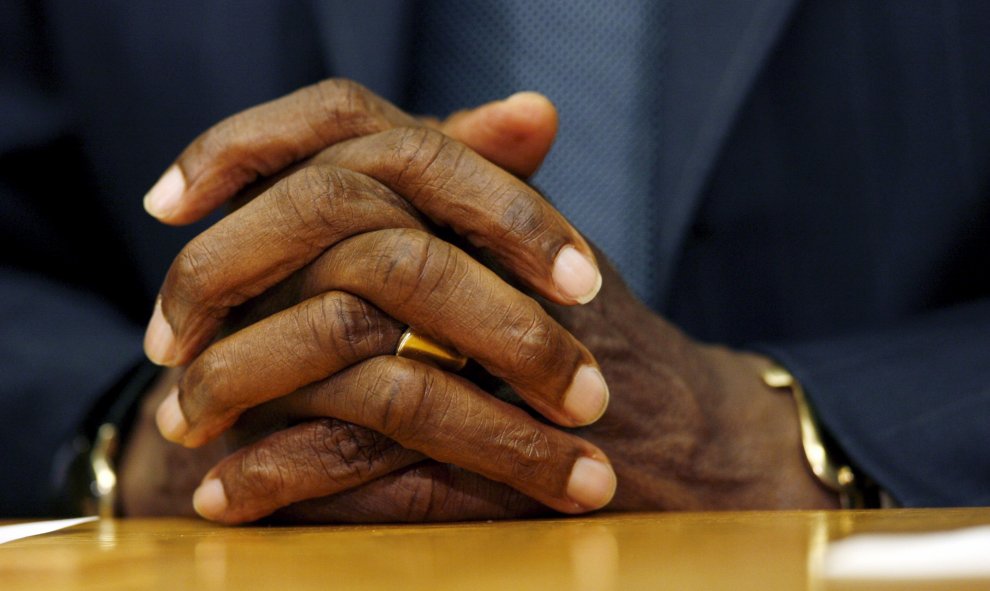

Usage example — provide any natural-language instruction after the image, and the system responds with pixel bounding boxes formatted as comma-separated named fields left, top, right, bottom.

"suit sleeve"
left=0, top=271, right=144, bottom=516
left=1, top=0, right=146, bottom=516
left=757, top=300, right=990, bottom=507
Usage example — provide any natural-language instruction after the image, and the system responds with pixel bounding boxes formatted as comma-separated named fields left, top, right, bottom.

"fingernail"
left=143, top=165, right=186, bottom=219
left=566, top=457, right=617, bottom=511
left=504, top=91, right=550, bottom=109
left=505, top=90, right=537, bottom=103
left=563, top=365, right=609, bottom=426
left=155, top=386, right=189, bottom=443
left=552, top=246, right=602, bottom=304
left=193, top=478, right=228, bottom=520
left=144, top=298, right=177, bottom=366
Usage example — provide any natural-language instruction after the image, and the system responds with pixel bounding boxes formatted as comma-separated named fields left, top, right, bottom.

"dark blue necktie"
left=409, top=1, right=668, bottom=306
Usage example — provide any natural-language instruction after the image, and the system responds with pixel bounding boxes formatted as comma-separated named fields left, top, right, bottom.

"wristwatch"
left=761, top=363, right=888, bottom=509
left=54, top=360, right=162, bottom=517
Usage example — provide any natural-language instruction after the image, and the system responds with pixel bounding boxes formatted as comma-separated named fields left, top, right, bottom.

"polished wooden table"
left=3, top=509, right=989, bottom=590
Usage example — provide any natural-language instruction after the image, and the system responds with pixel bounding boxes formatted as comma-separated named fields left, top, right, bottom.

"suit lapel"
left=656, top=0, right=800, bottom=301
left=311, top=0, right=413, bottom=103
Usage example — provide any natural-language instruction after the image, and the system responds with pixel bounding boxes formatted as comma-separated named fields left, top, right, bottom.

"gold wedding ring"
left=394, top=328, right=468, bottom=372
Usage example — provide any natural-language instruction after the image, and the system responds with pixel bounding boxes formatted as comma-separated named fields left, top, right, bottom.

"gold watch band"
left=761, top=363, right=866, bottom=509
left=89, top=423, right=120, bottom=519
left=57, top=361, right=162, bottom=518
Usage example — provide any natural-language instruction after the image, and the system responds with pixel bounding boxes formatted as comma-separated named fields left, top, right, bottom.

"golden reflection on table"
left=2, top=509, right=989, bottom=590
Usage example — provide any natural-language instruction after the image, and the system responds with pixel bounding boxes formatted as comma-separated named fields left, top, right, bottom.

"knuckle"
left=308, top=292, right=395, bottom=363
left=308, top=419, right=396, bottom=481
left=235, top=445, right=290, bottom=501
left=492, top=187, right=552, bottom=247
left=359, top=358, right=442, bottom=444
left=285, top=165, right=422, bottom=242
left=182, top=346, right=238, bottom=416
left=498, top=425, right=554, bottom=485
left=272, top=165, right=349, bottom=246
left=169, top=239, right=223, bottom=306
left=279, top=307, right=334, bottom=378
left=369, top=229, right=461, bottom=310
left=385, top=126, right=467, bottom=192
left=298, top=159, right=348, bottom=197
left=353, top=470, right=437, bottom=522
left=168, top=237, right=254, bottom=317
left=385, top=126, right=441, bottom=168
left=202, top=113, right=245, bottom=156
left=310, top=78, right=390, bottom=139
left=317, top=78, right=369, bottom=112
left=192, top=117, right=260, bottom=187
left=499, top=306, right=560, bottom=378
left=397, top=470, right=445, bottom=522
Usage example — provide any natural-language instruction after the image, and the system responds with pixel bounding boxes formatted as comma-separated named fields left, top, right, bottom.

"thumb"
left=435, top=91, right=558, bottom=178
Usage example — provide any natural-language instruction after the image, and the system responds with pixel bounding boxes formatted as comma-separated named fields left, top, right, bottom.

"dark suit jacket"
left=2, top=0, right=988, bottom=516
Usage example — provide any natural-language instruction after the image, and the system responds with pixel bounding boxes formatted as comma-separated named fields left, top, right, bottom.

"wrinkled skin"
left=120, top=80, right=837, bottom=523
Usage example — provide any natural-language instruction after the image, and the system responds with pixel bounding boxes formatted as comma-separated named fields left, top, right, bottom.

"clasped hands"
left=122, top=80, right=837, bottom=524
